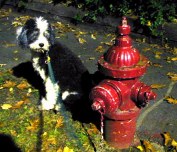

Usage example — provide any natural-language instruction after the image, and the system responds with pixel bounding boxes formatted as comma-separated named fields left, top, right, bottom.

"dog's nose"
left=39, top=43, right=44, bottom=47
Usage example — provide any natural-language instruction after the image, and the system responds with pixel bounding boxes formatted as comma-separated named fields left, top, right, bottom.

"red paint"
left=90, top=17, right=157, bottom=149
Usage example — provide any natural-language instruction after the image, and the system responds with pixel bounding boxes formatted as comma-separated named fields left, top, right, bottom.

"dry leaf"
left=1, top=104, right=12, bottom=109
left=101, top=41, right=113, bottom=46
left=150, top=84, right=166, bottom=89
left=163, top=132, right=173, bottom=146
left=63, top=146, right=73, bottom=152
left=26, top=119, right=39, bottom=132
left=0, top=9, right=12, bottom=18
left=78, top=38, right=86, bottom=44
left=163, top=132, right=177, bottom=150
left=143, top=47, right=151, bottom=52
left=172, top=47, right=177, bottom=55
left=27, top=88, right=32, bottom=96
left=55, top=116, right=64, bottom=128
left=95, top=45, right=104, bottom=52
left=165, top=96, right=177, bottom=104
left=56, top=148, right=63, bottom=152
left=12, top=16, right=31, bottom=27
left=167, top=57, right=177, bottom=62
left=17, top=81, right=30, bottom=90
left=143, top=140, right=156, bottom=152
left=136, top=145, right=144, bottom=151
left=0, top=64, right=6, bottom=67
left=87, top=123, right=99, bottom=135
left=91, top=33, right=96, bottom=39
left=150, top=63, right=163, bottom=68
left=3, top=42, right=16, bottom=48
left=89, top=57, right=95, bottom=60
left=47, top=137, right=57, bottom=145
left=167, top=72, right=177, bottom=81
left=154, top=51, right=162, bottom=59
left=11, top=100, right=25, bottom=109
left=3, top=81, right=16, bottom=88
left=10, top=130, right=18, bottom=136
left=9, top=87, right=14, bottom=93
left=172, top=139, right=177, bottom=147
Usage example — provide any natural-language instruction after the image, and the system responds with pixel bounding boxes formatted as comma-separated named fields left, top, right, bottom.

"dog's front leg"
left=40, top=77, right=60, bottom=110
left=32, top=57, right=60, bottom=111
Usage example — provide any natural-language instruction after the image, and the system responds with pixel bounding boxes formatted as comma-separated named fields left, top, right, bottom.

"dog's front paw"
left=38, top=98, right=55, bottom=110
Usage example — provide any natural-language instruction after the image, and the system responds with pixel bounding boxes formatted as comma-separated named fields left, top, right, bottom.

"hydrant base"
left=104, top=117, right=137, bottom=149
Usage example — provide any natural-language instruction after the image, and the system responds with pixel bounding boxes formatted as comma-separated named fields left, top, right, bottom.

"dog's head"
left=16, top=17, right=55, bottom=53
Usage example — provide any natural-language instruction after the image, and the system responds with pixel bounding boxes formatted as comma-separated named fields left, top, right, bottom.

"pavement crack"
left=137, top=81, right=176, bottom=129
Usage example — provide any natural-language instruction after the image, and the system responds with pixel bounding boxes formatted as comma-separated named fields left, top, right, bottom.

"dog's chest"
left=32, top=57, right=48, bottom=81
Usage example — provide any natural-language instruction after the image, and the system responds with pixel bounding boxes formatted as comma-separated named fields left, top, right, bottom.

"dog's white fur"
left=16, top=17, right=89, bottom=111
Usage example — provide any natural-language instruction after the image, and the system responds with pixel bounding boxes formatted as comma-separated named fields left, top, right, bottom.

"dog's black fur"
left=16, top=17, right=93, bottom=114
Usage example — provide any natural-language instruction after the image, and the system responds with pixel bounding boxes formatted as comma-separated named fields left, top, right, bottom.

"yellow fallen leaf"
left=95, top=45, right=104, bottom=52
left=172, top=139, right=177, bottom=147
left=143, top=140, right=156, bottom=152
left=101, top=41, right=113, bottom=46
left=12, top=16, right=31, bottom=27
left=57, top=148, right=63, bottom=152
left=91, top=33, right=96, bottom=39
left=172, top=47, right=177, bottom=55
left=55, top=116, right=64, bottom=128
left=78, top=37, right=86, bottom=44
left=10, top=130, right=18, bottom=136
left=163, top=132, right=177, bottom=151
left=3, top=42, right=16, bottom=48
left=89, top=57, right=95, bottom=60
left=167, top=72, right=177, bottom=81
left=11, top=100, right=25, bottom=109
left=0, top=64, right=6, bottom=67
left=17, top=81, right=30, bottom=90
left=150, top=83, right=166, bottom=89
left=1, top=104, right=12, bottom=109
left=165, top=96, right=177, bottom=104
left=63, top=146, right=73, bottom=152
left=167, top=57, right=177, bottom=62
left=26, top=119, right=40, bottom=132
left=150, top=63, right=163, bottom=67
left=143, top=47, right=151, bottom=52
left=47, top=137, right=57, bottom=145
left=3, top=81, right=16, bottom=88
left=136, top=145, right=144, bottom=151
left=154, top=51, right=162, bottom=59
left=27, top=88, right=32, bottom=96
left=0, top=9, right=12, bottom=18
left=9, top=87, right=14, bottom=93
left=163, top=132, right=173, bottom=146
left=170, top=57, right=177, bottom=61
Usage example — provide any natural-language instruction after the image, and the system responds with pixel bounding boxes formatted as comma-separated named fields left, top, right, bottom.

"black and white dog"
left=16, top=17, right=91, bottom=111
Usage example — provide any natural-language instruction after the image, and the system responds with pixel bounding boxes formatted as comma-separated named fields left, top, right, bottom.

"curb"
left=3, top=1, right=177, bottom=47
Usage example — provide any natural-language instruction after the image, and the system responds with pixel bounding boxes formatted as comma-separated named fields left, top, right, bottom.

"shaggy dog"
left=16, top=17, right=91, bottom=111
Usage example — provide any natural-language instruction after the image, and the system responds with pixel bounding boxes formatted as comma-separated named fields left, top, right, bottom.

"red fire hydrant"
left=90, top=17, right=157, bottom=149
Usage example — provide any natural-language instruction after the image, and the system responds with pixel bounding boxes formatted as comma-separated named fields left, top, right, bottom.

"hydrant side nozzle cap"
left=146, top=91, right=157, bottom=100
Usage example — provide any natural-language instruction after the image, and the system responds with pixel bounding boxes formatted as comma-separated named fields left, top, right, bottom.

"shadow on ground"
left=0, top=134, right=22, bottom=152
left=12, top=62, right=101, bottom=127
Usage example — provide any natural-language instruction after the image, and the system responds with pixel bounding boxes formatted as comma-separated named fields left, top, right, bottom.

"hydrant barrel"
left=105, top=117, right=137, bottom=149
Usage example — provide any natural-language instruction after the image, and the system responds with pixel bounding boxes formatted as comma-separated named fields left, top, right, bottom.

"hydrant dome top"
left=98, top=17, right=149, bottom=79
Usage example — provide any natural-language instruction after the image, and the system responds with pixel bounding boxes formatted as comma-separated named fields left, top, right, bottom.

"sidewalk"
left=0, top=5, right=177, bottom=151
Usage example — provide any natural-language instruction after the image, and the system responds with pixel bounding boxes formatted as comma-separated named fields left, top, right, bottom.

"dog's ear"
left=16, top=26, right=28, bottom=48
left=49, top=25, right=55, bottom=45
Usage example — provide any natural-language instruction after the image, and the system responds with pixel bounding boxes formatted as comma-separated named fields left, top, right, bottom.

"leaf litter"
left=0, top=13, right=176, bottom=152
